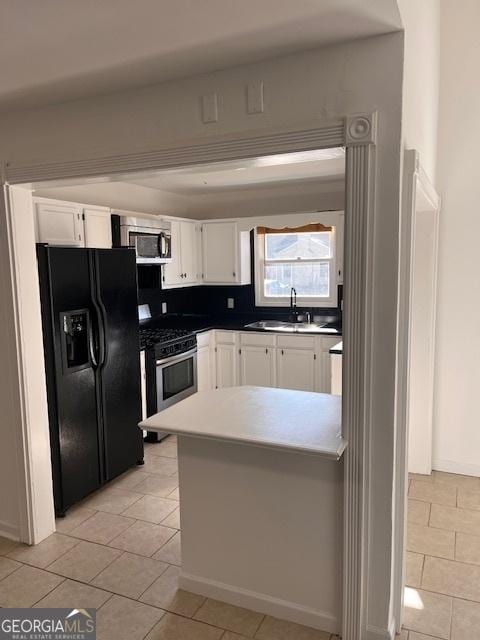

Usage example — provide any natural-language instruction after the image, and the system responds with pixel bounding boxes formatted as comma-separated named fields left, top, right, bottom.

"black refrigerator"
left=37, top=245, right=144, bottom=516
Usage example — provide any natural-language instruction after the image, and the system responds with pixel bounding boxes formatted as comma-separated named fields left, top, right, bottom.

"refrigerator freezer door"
left=94, top=249, right=143, bottom=480
left=37, top=246, right=101, bottom=514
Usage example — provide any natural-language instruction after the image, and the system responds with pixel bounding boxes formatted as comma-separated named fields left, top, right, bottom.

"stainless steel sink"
left=245, top=320, right=288, bottom=330
left=245, top=320, right=333, bottom=333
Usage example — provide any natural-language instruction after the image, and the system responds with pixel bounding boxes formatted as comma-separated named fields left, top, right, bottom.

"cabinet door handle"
left=281, top=349, right=284, bottom=355
left=233, top=272, right=236, bottom=277
left=265, top=348, right=268, bottom=354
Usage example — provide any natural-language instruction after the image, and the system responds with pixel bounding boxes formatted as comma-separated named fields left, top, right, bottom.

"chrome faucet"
left=290, top=287, right=298, bottom=322
left=305, top=311, right=312, bottom=324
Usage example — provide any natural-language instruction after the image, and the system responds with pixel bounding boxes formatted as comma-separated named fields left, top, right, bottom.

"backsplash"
left=138, top=274, right=342, bottom=320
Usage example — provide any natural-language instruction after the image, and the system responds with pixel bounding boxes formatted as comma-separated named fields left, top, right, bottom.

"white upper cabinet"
left=163, top=219, right=182, bottom=286
left=35, top=198, right=111, bottom=249
left=201, top=221, right=251, bottom=285
left=163, top=220, right=199, bottom=287
left=83, top=206, right=112, bottom=248
left=35, top=201, right=84, bottom=247
left=180, top=221, right=199, bottom=284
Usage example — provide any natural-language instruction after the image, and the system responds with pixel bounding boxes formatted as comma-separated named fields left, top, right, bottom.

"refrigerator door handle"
left=88, top=322, right=98, bottom=368
left=96, top=296, right=108, bottom=369
left=90, top=251, right=108, bottom=369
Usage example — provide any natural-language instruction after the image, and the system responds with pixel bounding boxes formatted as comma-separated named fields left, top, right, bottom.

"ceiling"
left=35, top=149, right=346, bottom=218
left=0, top=0, right=401, bottom=111
left=127, top=149, right=345, bottom=195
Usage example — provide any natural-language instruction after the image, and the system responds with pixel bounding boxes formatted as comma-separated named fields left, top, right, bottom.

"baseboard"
left=433, top=458, right=480, bottom=478
left=0, top=519, right=20, bottom=541
left=179, top=571, right=339, bottom=635
left=365, top=618, right=396, bottom=640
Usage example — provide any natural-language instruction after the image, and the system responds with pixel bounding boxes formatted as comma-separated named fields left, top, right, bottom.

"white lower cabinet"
left=316, top=337, right=342, bottom=394
left=239, top=345, right=276, bottom=388
left=331, top=353, right=343, bottom=395
left=197, top=347, right=212, bottom=391
left=215, top=343, right=238, bottom=388
left=277, top=348, right=316, bottom=392
left=205, top=330, right=340, bottom=393
left=214, top=332, right=238, bottom=388
left=196, top=332, right=214, bottom=391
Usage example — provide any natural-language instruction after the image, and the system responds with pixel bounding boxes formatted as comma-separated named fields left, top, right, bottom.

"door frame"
left=392, top=149, right=440, bottom=631
left=2, top=113, right=378, bottom=639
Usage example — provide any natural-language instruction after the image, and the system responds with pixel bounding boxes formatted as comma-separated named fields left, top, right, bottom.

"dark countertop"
left=140, top=312, right=342, bottom=337
left=329, top=341, right=343, bottom=354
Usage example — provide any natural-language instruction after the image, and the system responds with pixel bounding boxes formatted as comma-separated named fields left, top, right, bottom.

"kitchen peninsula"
left=140, top=385, right=346, bottom=634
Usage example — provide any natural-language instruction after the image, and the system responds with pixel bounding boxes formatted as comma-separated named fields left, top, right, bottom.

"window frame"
left=254, top=225, right=338, bottom=308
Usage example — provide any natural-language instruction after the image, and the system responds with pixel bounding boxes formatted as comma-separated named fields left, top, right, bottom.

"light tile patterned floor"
left=0, top=436, right=338, bottom=640
left=403, top=471, right=480, bottom=639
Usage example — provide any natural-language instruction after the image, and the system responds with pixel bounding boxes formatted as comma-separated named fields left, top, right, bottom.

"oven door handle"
left=156, top=347, right=197, bottom=366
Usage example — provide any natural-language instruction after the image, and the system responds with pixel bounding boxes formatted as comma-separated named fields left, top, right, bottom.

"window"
left=255, top=223, right=337, bottom=307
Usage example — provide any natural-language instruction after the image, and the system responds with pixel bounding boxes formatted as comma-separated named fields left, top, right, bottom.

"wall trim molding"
left=433, top=458, right=480, bottom=478
left=342, top=112, right=377, bottom=640
left=393, top=150, right=441, bottom=632
left=180, top=571, right=339, bottom=634
left=4, top=122, right=344, bottom=185
left=2, top=113, right=381, bottom=638
left=0, top=518, right=21, bottom=541
left=365, top=620, right=396, bottom=640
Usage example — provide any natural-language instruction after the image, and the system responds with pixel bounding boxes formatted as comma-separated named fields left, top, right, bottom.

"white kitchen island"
left=140, top=386, right=346, bottom=634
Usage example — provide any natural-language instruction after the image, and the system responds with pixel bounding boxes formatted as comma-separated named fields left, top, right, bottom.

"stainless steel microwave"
left=120, top=217, right=172, bottom=264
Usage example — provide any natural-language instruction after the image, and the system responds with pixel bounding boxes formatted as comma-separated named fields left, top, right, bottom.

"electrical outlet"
left=227, top=298, right=235, bottom=309
left=201, top=93, right=218, bottom=123
left=162, top=302, right=167, bottom=314
left=247, top=81, right=264, bottom=114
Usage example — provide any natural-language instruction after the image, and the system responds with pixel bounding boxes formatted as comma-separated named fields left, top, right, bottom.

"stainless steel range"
left=140, top=325, right=197, bottom=442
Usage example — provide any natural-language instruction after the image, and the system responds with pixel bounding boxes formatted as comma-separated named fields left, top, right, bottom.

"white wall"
left=34, top=182, right=191, bottom=216
left=398, top=0, right=440, bottom=182
left=0, top=34, right=404, bottom=635
left=0, top=192, right=24, bottom=539
left=432, top=0, right=480, bottom=477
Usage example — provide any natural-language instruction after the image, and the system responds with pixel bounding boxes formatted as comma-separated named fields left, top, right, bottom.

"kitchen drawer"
left=240, top=332, right=276, bottom=347
left=196, top=331, right=212, bottom=348
left=215, top=331, right=236, bottom=344
left=276, top=335, right=315, bottom=350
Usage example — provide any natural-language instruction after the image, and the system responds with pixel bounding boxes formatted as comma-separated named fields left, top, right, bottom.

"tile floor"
left=402, top=470, right=480, bottom=639
left=0, top=436, right=338, bottom=640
